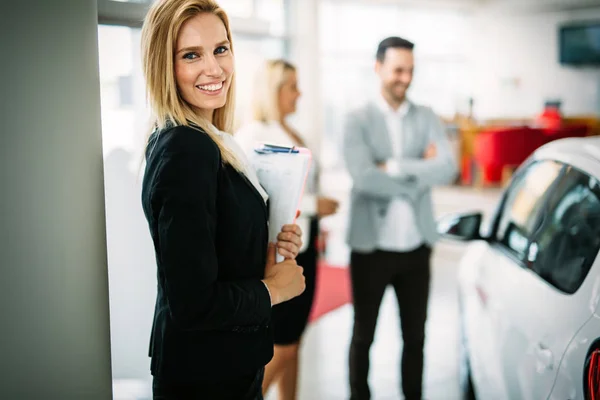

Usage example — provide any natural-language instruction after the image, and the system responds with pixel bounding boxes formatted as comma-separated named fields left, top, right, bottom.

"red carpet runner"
left=308, top=260, right=352, bottom=323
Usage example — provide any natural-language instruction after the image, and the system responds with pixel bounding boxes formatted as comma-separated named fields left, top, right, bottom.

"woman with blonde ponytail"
left=139, top=1, right=306, bottom=398
left=236, top=59, right=339, bottom=400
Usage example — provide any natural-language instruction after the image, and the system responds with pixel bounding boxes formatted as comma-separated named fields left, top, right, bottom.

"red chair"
left=474, top=127, right=547, bottom=186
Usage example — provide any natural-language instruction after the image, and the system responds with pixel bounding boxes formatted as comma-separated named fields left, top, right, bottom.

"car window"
left=527, top=166, right=600, bottom=294
left=495, top=161, right=563, bottom=259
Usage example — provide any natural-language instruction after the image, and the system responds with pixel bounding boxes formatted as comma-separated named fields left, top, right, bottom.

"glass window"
left=256, top=0, right=286, bottom=36
left=317, top=0, right=473, bottom=170
left=98, top=25, right=148, bottom=161
left=98, top=24, right=155, bottom=397
left=494, top=161, right=563, bottom=259
left=527, top=167, right=600, bottom=294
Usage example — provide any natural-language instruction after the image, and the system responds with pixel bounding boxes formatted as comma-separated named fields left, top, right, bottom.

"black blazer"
left=141, top=125, right=273, bottom=382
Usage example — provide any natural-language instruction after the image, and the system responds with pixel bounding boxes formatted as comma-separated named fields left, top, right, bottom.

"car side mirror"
left=437, top=212, right=483, bottom=242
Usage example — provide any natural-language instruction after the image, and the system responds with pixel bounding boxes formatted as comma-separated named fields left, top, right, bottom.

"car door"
left=506, top=165, right=600, bottom=400
left=462, top=160, right=564, bottom=399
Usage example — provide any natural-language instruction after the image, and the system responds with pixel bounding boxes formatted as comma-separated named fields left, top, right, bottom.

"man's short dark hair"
left=376, top=36, right=414, bottom=62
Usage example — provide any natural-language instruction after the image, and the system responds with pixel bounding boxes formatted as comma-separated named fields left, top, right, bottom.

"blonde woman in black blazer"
left=140, top=1, right=306, bottom=399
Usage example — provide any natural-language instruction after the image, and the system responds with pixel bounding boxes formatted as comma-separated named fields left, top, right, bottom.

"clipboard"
left=250, top=143, right=312, bottom=263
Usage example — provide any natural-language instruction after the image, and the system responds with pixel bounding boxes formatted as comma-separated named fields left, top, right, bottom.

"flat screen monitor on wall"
left=559, top=22, right=600, bottom=66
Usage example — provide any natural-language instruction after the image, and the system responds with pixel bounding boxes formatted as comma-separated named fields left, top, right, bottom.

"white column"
left=287, top=0, right=322, bottom=156
left=0, top=0, right=113, bottom=398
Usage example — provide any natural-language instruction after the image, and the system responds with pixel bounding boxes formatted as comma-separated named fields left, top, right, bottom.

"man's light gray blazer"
left=342, top=101, right=458, bottom=253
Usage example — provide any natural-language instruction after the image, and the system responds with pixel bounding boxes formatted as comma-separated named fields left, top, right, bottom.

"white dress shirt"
left=376, top=98, right=423, bottom=252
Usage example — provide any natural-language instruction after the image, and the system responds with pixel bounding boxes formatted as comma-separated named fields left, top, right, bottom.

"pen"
left=255, top=144, right=299, bottom=154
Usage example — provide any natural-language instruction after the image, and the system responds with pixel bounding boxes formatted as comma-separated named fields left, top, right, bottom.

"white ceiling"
left=358, top=0, right=600, bottom=12
left=482, top=0, right=600, bottom=11
left=484, top=0, right=599, bottom=5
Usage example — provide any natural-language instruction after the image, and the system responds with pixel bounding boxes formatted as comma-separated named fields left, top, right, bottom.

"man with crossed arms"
left=343, top=36, right=458, bottom=400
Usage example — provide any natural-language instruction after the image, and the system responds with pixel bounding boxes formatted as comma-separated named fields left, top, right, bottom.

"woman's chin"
left=192, top=97, right=228, bottom=118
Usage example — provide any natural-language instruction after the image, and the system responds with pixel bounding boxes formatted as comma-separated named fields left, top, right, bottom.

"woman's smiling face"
left=174, top=12, right=234, bottom=121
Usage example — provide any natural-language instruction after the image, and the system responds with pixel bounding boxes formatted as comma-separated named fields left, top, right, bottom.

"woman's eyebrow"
left=177, top=45, right=202, bottom=54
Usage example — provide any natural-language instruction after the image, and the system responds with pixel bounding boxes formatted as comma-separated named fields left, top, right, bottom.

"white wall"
left=0, top=0, right=113, bottom=398
left=469, top=7, right=600, bottom=119
left=315, top=1, right=600, bottom=122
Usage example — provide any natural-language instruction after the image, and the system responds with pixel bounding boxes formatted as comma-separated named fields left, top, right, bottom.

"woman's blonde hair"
left=141, top=0, right=242, bottom=170
left=251, top=59, right=296, bottom=123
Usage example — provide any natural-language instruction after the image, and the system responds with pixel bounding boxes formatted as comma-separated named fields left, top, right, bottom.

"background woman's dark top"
left=141, top=125, right=273, bottom=384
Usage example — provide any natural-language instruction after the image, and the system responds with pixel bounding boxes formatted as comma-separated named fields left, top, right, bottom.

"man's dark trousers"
left=349, top=245, right=431, bottom=400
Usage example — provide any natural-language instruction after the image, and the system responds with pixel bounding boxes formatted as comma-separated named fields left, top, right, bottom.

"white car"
left=438, top=137, right=600, bottom=400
